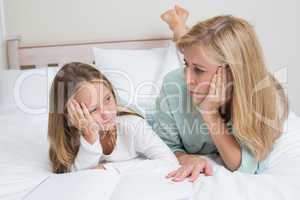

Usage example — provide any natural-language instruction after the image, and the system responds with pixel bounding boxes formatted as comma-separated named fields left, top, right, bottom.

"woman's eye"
left=89, top=108, right=97, bottom=113
left=193, top=67, right=204, bottom=75
left=183, top=60, right=188, bottom=67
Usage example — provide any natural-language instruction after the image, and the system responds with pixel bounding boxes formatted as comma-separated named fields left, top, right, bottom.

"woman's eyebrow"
left=193, top=63, right=207, bottom=71
left=184, top=58, right=207, bottom=71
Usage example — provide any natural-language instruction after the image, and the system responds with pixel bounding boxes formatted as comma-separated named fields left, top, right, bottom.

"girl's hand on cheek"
left=67, top=99, right=99, bottom=144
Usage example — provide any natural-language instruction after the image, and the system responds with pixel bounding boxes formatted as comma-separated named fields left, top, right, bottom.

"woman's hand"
left=198, top=67, right=233, bottom=118
left=161, top=5, right=189, bottom=40
left=92, top=164, right=106, bottom=170
left=166, top=154, right=213, bottom=182
left=67, top=99, right=99, bottom=144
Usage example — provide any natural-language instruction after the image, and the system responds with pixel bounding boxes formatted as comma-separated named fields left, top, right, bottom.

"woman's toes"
left=175, top=5, right=189, bottom=21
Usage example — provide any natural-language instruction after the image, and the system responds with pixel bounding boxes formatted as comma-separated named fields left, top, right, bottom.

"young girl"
left=48, top=62, right=177, bottom=173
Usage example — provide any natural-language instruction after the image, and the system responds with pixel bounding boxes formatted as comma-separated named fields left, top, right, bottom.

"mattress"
left=1, top=105, right=300, bottom=200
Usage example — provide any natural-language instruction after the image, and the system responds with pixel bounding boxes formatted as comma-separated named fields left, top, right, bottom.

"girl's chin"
left=100, top=121, right=116, bottom=131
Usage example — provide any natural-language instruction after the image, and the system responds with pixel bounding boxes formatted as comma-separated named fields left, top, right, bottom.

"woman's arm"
left=202, top=114, right=241, bottom=171
left=198, top=68, right=242, bottom=171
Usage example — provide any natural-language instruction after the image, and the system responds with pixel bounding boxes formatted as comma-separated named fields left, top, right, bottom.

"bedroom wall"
left=0, top=0, right=6, bottom=70
left=2, top=0, right=300, bottom=115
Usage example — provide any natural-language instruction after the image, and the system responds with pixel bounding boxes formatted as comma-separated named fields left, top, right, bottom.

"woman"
left=48, top=62, right=177, bottom=173
left=155, top=6, right=289, bottom=182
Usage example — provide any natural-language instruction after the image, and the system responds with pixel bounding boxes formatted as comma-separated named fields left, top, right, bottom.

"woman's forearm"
left=203, top=115, right=241, bottom=171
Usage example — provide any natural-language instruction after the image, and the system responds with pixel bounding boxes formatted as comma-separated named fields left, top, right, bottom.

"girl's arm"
left=71, top=134, right=103, bottom=171
left=133, top=117, right=179, bottom=164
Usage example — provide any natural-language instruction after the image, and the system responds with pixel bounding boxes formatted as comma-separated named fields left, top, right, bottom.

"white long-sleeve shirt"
left=71, top=115, right=178, bottom=173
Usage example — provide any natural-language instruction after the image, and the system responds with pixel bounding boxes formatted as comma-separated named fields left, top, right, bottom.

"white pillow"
left=93, top=47, right=166, bottom=113
left=153, top=42, right=183, bottom=92
left=0, top=67, right=59, bottom=114
left=93, top=43, right=182, bottom=117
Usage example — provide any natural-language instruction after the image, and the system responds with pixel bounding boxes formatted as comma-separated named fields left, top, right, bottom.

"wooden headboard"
left=6, top=37, right=172, bottom=70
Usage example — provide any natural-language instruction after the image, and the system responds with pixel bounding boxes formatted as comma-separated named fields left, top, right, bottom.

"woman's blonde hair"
left=177, top=15, right=289, bottom=161
left=48, top=62, right=142, bottom=173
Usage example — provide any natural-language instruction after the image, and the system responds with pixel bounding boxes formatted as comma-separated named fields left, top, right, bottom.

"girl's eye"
left=105, top=96, right=111, bottom=104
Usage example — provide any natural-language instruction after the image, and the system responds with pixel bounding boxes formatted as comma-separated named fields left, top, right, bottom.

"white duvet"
left=1, top=106, right=300, bottom=200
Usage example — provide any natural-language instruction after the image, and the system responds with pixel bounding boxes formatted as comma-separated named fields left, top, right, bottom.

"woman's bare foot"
left=160, top=5, right=189, bottom=40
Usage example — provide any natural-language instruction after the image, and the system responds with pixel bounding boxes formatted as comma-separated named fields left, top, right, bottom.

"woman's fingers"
left=209, top=73, right=217, bottom=96
left=203, top=162, right=214, bottom=176
left=189, top=164, right=204, bottom=182
left=173, top=165, right=193, bottom=182
left=166, top=169, right=178, bottom=178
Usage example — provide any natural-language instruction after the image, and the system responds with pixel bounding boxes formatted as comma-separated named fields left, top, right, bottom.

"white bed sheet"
left=1, top=106, right=300, bottom=200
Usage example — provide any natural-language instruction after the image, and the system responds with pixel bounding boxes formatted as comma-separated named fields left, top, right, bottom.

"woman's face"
left=183, top=45, right=221, bottom=105
left=72, top=81, right=117, bottom=131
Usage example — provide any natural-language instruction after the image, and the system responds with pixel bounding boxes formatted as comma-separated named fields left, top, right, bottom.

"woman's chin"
left=191, top=96, right=205, bottom=106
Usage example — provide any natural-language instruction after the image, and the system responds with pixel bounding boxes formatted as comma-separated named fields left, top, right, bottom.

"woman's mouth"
left=189, top=90, right=206, bottom=97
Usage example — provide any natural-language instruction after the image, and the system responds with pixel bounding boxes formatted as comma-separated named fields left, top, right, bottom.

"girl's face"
left=183, top=45, right=221, bottom=105
left=72, top=81, right=117, bottom=131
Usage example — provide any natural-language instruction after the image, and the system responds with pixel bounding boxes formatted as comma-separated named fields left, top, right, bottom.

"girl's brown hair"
left=48, top=62, right=141, bottom=173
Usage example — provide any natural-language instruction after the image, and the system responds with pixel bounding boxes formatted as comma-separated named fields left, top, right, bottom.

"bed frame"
left=6, top=37, right=172, bottom=70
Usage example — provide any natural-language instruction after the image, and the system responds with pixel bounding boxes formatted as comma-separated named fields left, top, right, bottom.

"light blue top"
left=153, top=68, right=262, bottom=174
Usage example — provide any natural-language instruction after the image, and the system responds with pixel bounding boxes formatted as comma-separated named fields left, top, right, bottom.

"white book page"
left=24, top=169, right=120, bottom=200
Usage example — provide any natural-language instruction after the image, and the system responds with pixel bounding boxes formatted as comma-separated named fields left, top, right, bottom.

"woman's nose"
left=186, top=68, right=197, bottom=85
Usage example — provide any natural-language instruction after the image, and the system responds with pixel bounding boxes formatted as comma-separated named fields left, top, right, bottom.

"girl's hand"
left=161, top=5, right=189, bottom=39
left=166, top=155, right=213, bottom=182
left=198, top=67, right=233, bottom=117
left=67, top=99, right=99, bottom=144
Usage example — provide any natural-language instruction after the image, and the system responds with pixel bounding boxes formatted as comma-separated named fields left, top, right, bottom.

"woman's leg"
left=161, top=5, right=190, bottom=41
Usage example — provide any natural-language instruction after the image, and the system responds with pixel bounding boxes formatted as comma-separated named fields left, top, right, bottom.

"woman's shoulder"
left=161, top=68, right=186, bottom=94
left=163, top=67, right=185, bottom=83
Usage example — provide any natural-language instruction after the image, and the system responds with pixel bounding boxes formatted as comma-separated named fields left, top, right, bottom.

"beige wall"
left=0, top=0, right=7, bottom=70
left=2, top=0, right=300, bottom=114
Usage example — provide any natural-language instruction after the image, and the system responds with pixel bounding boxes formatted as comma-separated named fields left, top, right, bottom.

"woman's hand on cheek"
left=166, top=155, right=213, bottom=182
left=198, top=67, right=232, bottom=118
left=67, top=99, right=99, bottom=144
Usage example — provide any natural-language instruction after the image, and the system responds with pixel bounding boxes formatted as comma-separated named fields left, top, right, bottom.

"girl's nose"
left=98, top=110, right=111, bottom=123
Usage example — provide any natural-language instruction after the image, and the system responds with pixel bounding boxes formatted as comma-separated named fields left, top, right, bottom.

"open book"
left=24, top=160, right=194, bottom=200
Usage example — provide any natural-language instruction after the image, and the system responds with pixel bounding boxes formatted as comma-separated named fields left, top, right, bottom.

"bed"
left=1, top=37, right=300, bottom=200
